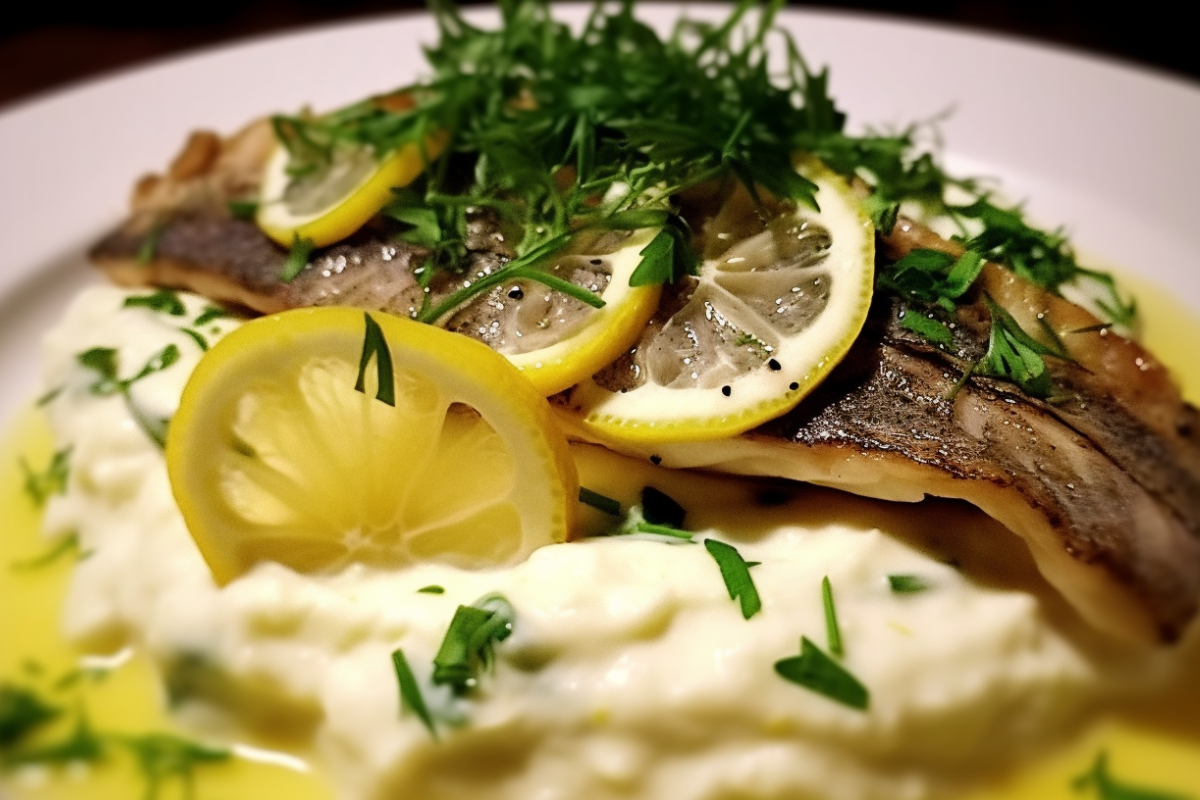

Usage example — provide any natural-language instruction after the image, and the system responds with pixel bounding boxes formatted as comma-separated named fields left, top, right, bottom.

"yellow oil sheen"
left=2, top=282, right=1199, bottom=799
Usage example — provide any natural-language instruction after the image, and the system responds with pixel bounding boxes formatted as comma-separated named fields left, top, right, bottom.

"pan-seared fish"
left=89, top=125, right=1200, bottom=645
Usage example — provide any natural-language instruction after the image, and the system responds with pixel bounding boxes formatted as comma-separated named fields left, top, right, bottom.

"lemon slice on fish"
left=166, top=307, right=577, bottom=585
left=561, top=157, right=874, bottom=444
left=442, top=228, right=663, bottom=396
left=257, top=134, right=446, bottom=249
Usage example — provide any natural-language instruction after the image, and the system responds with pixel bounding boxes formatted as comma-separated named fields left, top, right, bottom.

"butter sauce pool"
left=1, top=281, right=1199, bottom=800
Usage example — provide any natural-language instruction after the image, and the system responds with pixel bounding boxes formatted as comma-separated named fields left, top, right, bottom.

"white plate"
left=0, top=4, right=1197, bottom=428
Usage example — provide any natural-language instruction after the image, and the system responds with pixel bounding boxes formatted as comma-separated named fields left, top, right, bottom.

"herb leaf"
left=821, top=576, right=843, bottom=658
left=2, top=713, right=106, bottom=767
left=579, top=487, right=621, bottom=516
left=431, top=594, right=514, bottom=694
left=354, top=313, right=396, bottom=407
left=11, top=532, right=84, bottom=572
left=1071, top=751, right=1191, bottom=800
left=193, top=306, right=228, bottom=327
left=281, top=236, right=316, bottom=282
left=391, top=649, right=438, bottom=739
left=123, top=289, right=186, bottom=317
left=774, top=636, right=869, bottom=711
left=417, top=585, right=446, bottom=594
left=0, top=684, right=61, bottom=747
left=20, top=448, right=71, bottom=508
left=703, top=539, right=762, bottom=619
left=887, top=574, right=930, bottom=594
left=117, top=732, right=230, bottom=800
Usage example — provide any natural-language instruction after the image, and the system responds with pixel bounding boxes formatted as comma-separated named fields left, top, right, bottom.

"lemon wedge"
left=257, top=133, right=446, bottom=249
left=562, top=157, right=874, bottom=444
left=166, top=307, right=577, bottom=585
left=443, top=228, right=663, bottom=396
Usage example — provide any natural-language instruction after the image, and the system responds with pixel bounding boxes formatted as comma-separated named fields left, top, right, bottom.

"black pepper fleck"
left=789, top=382, right=799, bottom=391
left=507, top=286, right=525, bottom=300
left=721, top=385, right=732, bottom=397
left=768, top=359, right=781, bottom=371
left=649, top=455, right=662, bottom=465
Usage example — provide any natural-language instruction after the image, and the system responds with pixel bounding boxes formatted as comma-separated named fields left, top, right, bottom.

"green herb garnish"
left=432, top=594, right=514, bottom=694
left=0, top=684, right=60, bottom=747
left=136, top=226, right=163, bottom=266
left=355, top=312, right=396, bottom=407
left=2, top=713, right=106, bottom=767
left=117, top=733, right=230, bottom=800
left=391, top=649, right=438, bottom=739
left=77, top=345, right=179, bottom=448
left=280, top=235, right=316, bottom=282
left=578, top=487, right=621, bottom=516
left=11, top=532, right=85, bottom=572
left=975, top=294, right=1069, bottom=399
left=123, top=289, right=186, bottom=316
left=821, top=576, right=843, bottom=657
left=887, top=574, right=930, bottom=594
left=19, top=447, right=70, bottom=508
left=774, top=636, right=868, bottom=711
left=418, top=585, right=446, bottom=594
left=703, top=539, right=762, bottom=619
left=1072, top=750, right=1191, bottom=800
left=227, top=199, right=260, bottom=220
left=193, top=306, right=228, bottom=327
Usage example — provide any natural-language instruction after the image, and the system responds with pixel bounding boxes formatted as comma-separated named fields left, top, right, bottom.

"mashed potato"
left=31, top=285, right=1171, bottom=800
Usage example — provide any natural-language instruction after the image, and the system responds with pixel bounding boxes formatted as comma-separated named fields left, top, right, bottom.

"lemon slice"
left=562, top=157, right=874, bottom=444
left=166, top=307, right=577, bottom=585
left=442, top=228, right=663, bottom=396
left=257, top=134, right=445, bottom=249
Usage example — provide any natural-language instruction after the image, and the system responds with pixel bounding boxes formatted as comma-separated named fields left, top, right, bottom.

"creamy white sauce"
left=37, top=286, right=1162, bottom=800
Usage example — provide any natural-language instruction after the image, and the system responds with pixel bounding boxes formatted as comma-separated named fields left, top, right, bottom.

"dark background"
left=0, top=0, right=1194, bottom=110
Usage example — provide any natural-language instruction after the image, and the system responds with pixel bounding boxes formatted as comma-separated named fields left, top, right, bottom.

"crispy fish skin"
left=89, top=129, right=1200, bottom=644
left=558, top=221, right=1200, bottom=645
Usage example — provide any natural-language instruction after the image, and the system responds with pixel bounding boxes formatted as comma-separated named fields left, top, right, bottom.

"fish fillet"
left=88, top=125, right=1200, bottom=645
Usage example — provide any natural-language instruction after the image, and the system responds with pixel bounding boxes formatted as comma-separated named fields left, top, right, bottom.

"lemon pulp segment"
left=257, top=133, right=447, bottom=249
left=568, top=157, right=875, bottom=444
left=167, top=307, right=576, bottom=584
left=443, top=227, right=663, bottom=396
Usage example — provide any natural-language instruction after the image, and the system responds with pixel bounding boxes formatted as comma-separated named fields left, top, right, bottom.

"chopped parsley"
left=193, top=306, right=228, bottom=327
left=117, top=732, right=231, bottom=800
left=19, top=447, right=70, bottom=508
left=821, top=576, right=843, bottom=658
left=355, top=312, right=397, bottom=407
left=392, top=593, right=516, bottom=739
left=1072, top=751, right=1191, bottom=800
left=774, top=636, right=869, bottom=711
left=11, top=532, right=85, bottom=572
left=703, top=539, right=762, bottom=619
left=578, top=487, right=621, bottom=516
left=77, top=345, right=179, bottom=448
left=0, top=684, right=61, bottom=747
left=123, top=289, right=186, bottom=316
left=432, top=594, right=515, bottom=693
left=136, top=225, right=163, bottom=266
left=280, top=235, right=315, bottom=282
left=391, top=649, right=438, bottom=739
left=417, top=585, right=446, bottom=594
left=227, top=199, right=260, bottom=220
left=2, top=713, right=106, bottom=768
left=887, top=574, right=930, bottom=594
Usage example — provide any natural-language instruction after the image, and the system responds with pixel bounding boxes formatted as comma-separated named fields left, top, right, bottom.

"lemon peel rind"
left=572, top=159, right=875, bottom=445
left=167, top=307, right=576, bottom=586
left=507, top=227, right=663, bottom=396
left=257, top=134, right=447, bottom=250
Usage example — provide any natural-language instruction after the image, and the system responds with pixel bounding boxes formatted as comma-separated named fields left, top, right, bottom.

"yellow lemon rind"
left=257, top=134, right=446, bottom=250
left=507, top=227, right=663, bottom=397
left=167, top=307, right=577, bottom=586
